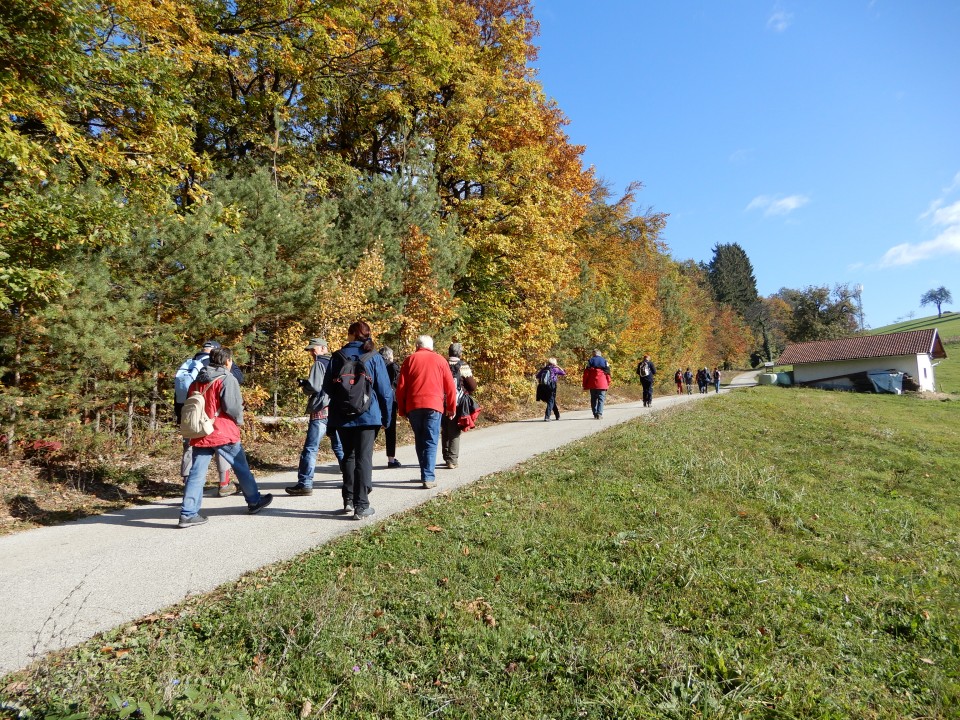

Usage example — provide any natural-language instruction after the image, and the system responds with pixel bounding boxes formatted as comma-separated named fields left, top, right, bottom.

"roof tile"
left=777, top=329, right=946, bottom=365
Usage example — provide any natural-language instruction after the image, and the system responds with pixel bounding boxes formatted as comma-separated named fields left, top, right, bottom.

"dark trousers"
left=544, top=389, right=560, bottom=419
left=338, top=426, right=378, bottom=510
left=384, top=406, right=398, bottom=457
left=641, top=379, right=653, bottom=405
left=441, top=415, right=461, bottom=465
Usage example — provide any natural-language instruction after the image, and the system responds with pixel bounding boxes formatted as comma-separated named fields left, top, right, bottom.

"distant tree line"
left=703, top=243, right=860, bottom=365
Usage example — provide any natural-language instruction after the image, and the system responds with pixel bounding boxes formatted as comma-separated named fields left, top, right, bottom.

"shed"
left=776, top=329, right=947, bottom=392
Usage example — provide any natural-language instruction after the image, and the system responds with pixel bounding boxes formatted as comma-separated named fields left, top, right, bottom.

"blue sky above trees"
left=534, top=1, right=960, bottom=327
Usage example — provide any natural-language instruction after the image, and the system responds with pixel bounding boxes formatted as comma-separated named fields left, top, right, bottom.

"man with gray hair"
left=395, top=335, right=457, bottom=489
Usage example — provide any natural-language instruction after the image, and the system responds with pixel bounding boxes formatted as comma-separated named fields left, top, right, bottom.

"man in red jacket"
left=179, top=347, right=273, bottom=528
left=395, top=335, right=457, bottom=489
left=582, top=349, right=612, bottom=419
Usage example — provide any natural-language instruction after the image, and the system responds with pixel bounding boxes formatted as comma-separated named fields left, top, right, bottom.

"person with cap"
left=285, top=338, right=343, bottom=496
left=441, top=342, right=477, bottom=469
left=179, top=347, right=273, bottom=527
left=395, top=335, right=457, bottom=489
left=174, top=339, right=243, bottom=496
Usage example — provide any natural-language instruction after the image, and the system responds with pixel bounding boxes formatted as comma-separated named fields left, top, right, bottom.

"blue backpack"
left=174, top=356, right=205, bottom=404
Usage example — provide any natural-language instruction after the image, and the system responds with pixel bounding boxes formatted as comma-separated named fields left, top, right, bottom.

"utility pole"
left=854, top=284, right=865, bottom=331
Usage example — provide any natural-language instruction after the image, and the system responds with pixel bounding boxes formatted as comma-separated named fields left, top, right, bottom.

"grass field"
left=3, top=387, right=959, bottom=719
left=870, top=311, right=960, bottom=338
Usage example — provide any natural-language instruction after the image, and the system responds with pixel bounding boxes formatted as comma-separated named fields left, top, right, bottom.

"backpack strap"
left=193, top=378, right=223, bottom=420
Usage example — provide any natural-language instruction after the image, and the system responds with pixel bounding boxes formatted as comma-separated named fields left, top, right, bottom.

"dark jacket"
left=636, top=359, right=656, bottom=382
left=300, top=354, right=331, bottom=414
left=322, top=341, right=394, bottom=429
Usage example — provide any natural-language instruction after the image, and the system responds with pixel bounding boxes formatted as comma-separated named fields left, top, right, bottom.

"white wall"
left=793, top=354, right=937, bottom=392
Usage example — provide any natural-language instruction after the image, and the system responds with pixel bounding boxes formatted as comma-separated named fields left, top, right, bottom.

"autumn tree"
left=778, top=285, right=858, bottom=343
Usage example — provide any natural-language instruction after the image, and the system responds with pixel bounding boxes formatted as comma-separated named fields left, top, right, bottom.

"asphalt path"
left=0, top=375, right=756, bottom=676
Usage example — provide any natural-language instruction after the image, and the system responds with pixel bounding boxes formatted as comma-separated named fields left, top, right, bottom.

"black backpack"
left=330, top=350, right=377, bottom=419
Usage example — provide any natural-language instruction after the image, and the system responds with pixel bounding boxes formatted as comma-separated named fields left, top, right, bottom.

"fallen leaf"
left=461, top=546, right=470, bottom=556
left=408, top=568, right=421, bottom=575
left=300, top=699, right=313, bottom=718
left=426, top=525, right=443, bottom=533
left=920, top=657, right=935, bottom=665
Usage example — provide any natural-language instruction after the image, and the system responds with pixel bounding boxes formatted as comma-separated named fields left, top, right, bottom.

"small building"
left=776, top=329, right=947, bottom=392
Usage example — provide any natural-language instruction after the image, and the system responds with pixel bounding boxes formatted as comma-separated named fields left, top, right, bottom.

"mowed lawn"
left=4, top=388, right=959, bottom=719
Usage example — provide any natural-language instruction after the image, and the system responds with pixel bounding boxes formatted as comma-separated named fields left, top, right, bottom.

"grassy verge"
left=3, top=387, right=958, bottom=718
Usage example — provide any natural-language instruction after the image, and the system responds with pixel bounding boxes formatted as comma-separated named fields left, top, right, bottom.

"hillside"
left=869, top=312, right=960, bottom=339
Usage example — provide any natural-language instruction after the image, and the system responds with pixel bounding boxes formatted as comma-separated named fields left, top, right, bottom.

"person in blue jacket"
left=323, top=320, right=394, bottom=520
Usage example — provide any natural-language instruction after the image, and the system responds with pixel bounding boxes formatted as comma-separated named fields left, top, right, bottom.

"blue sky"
left=533, top=1, right=960, bottom=329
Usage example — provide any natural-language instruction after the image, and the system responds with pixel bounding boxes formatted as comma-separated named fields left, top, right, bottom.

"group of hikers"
left=673, top=366, right=722, bottom=395
left=534, top=351, right=659, bottom=419
left=173, top=322, right=478, bottom=528
left=175, top=332, right=723, bottom=529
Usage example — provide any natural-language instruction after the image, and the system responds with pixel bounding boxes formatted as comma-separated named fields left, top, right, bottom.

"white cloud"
left=767, top=7, right=793, bottom=32
left=746, top=194, right=810, bottom=216
left=879, top=198, right=960, bottom=267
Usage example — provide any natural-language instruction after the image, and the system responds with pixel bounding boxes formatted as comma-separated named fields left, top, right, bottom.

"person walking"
left=441, top=343, right=477, bottom=470
left=395, top=335, right=457, bottom=489
left=674, top=368, right=684, bottom=395
left=380, top=347, right=402, bottom=468
left=581, top=349, right=611, bottom=420
left=323, top=321, right=394, bottom=520
left=174, top=340, right=244, bottom=497
left=178, top=347, right=273, bottom=528
left=285, top=338, right=342, bottom=496
left=702, top=366, right=712, bottom=394
left=535, top=358, right=565, bottom=421
left=712, top=366, right=722, bottom=394
left=683, top=367, right=694, bottom=395
left=636, top=353, right=656, bottom=407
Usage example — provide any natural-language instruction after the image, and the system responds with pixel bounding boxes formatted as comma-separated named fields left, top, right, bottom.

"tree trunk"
left=149, top=371, right=159, bottom=431
left=126, top=389, right=134, bottom=449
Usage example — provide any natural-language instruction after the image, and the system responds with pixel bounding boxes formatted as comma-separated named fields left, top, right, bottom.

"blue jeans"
left=589, top=389, right=606, bottom=417
left=180, top=442, right=263, bottom=520
left=327, top=426, right=344, bottom=463
left=407, top=408, right=441, bottom=483
left=297, top=417, right=328, bottom=488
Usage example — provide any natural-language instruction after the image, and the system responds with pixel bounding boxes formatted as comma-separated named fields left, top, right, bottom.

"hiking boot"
left=248, top=494, right=273, bottom=514
left=178, top=514, right=208, bottom=529
left=285, top=483, right=313, bottom=496
left=422, top=481, right=437, bottom=489
left=387, top=458, right=402, bottom=468
left=446, top=462, right=458, bottom=470
left=354, top=506, right=376, bottom=520
left=343, top=502, right=355, bottom=515
left=218, top=481, right=240, bottom=497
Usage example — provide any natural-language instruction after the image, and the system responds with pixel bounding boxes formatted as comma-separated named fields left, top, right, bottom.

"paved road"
left=0, top=377, right=750, bottom=676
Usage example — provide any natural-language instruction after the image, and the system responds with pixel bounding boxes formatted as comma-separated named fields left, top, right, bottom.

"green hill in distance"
left=869, top=311, right=960, bottom=340
left=866, top=312, right=959, bottom=393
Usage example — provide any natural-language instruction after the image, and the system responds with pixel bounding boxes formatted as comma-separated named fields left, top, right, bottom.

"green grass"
left=869, top=311, right=960, bottom=337
left=3, top=389, right=959, bottom=719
